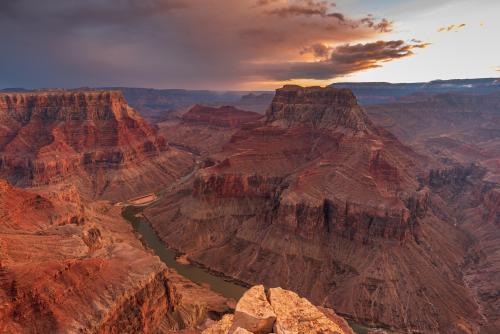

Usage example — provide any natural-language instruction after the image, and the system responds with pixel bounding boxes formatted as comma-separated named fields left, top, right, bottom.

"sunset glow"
left=0, top=0, right=498, bottom=90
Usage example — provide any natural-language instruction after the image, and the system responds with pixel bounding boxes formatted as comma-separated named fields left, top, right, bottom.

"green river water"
left=122, top=206, right=247, bottom=300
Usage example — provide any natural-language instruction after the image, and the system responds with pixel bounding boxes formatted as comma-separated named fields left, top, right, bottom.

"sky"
left=0, top=0, right=498, bottom=90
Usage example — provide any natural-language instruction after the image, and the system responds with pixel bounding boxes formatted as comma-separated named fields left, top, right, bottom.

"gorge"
left=0, top=84, right=498, bottom=334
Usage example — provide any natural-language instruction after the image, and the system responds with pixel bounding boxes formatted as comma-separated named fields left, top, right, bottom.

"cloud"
left=266, top=0, right=332, bottom=17
left=438, top=23, right=466, bottom=32
left=300, top=43, right=334, bottom=59
left=253, top=40, right=430, bottom=80
left=265, top=1, right=393, bottom=32
left=360, top=16, right=393, bottom=33
left=0, top=0, right=411, bottom=89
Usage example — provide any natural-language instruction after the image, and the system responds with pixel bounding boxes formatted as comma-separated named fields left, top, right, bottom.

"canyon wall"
left=146, top=85, right=485, bottom=333
left=0, top=90, right=194, bottom=200
left=0, top=90, right=229, bottom=333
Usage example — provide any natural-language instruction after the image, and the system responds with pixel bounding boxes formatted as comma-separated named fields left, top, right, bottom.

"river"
left=122, top=206, right=248, bottom=300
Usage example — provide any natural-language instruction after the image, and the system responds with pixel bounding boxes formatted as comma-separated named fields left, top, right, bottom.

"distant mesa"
left=183, top=104, right=262, bottom=128
left=266, top=85, right=371, bottom=132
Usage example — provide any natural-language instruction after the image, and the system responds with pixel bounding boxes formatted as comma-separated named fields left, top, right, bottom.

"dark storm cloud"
left=328, top=13, right=346, bottom=21
left=0, top=0, right=422, bottom=89
left=265, top=1, right=392, bottom=31
left=360, top=17, right=393, bottom=33
left=266, top=0, right=332, bottom=17
left=255, top=40, right=430, bottom=80
left=300, top=43, right=334, bottom=59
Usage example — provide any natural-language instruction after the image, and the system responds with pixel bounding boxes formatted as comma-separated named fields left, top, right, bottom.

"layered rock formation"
left=158, top=105, right=262, bottom=156
left=203, top=285, right=354, bottom=334
left=182, top=105, right=262, bottom=129
left=100, top=87, right=253, bottom=124
left=367, top=91, right=500, bottom=332
left=424, top=165, right=500, bottom=333
left=146, top=85, right=487, bottom=332
left=367, top=91, right=500, bottom=182
left=0, top=90, right=194, bottom=200
left=0, top=180, right=232, bottom=333
left=0, top=90, right=236, bottom=333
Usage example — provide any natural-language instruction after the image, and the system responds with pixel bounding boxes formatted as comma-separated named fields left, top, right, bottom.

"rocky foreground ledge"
left=203, top=285, right=354, bottom=334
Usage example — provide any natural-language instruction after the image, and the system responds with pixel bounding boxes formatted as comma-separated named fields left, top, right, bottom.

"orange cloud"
left=249, top=40, right=430, bottom=81
left=438, top=23, right=466, bottom=32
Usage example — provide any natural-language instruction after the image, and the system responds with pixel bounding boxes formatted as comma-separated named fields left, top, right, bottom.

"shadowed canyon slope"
left=0, top=91, right=193, bottom=200
left=145, top=85, right=493, bottom=333
left=367, top=91, right=500, bottom=183
left=365, top=90, right=500, bottom=333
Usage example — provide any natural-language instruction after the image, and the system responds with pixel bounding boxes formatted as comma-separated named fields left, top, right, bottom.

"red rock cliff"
left=266, top=85, right=371, bottom=132
left=0, top=90, right=193, bottom=199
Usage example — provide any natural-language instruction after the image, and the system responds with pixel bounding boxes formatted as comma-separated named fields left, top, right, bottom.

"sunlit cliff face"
left=0, top=0, right=498, bottom=90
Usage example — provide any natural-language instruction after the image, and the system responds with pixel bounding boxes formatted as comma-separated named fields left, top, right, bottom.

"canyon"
left=0, top=84, right=498, bottom=333
left=144, top=85, right=499, bottom=333
left=0, top=91, right=232, bottom=333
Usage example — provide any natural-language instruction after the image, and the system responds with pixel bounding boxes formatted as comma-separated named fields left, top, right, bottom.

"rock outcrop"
left=367, top=91, right=500, bottom=182
left=266, top=85, right=370, bottom=132
left=203, top=285, right=354, bottom=334
left=146, top=86, right=486, bottom=332
left=229, top=285, right=276, bottom=334
left=0, top=90, right=194, bottom=200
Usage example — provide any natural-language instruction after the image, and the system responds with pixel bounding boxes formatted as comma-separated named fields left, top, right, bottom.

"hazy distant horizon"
left=1, top=76, right=499, bottom=93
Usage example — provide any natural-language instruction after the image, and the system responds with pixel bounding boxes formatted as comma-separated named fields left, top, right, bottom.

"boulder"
left=202, top=314, right=234, bottom=334
left=268, top=287, right=346, bottom=334
left=229, top=285, right=276, bottom=334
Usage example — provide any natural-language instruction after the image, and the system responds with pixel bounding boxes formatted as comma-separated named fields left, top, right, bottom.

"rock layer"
left=183, top=105, right=262, bottom=129
left=0, top=90, right=194, bottom=200
left=158, top=105, right=261, bottom=156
